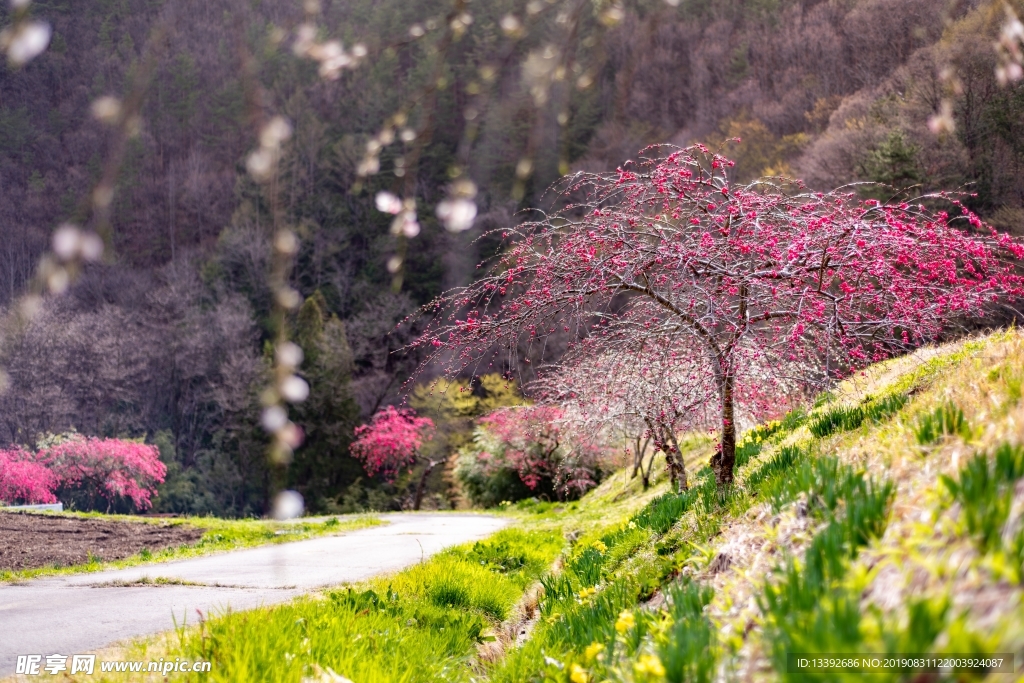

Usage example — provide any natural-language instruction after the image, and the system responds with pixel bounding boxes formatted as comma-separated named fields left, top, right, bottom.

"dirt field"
left=0, top=512, right=205, bottom=571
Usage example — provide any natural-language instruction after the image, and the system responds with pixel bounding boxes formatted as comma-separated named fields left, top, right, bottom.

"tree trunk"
left=631, top=436, right=642, bottom=479
left=711, top=367, right=737, bottom=487
left=632, top=436, right=652, bottom=490
left=665, top=428, right=688, bottom=492
left=413, top=459, right=439, bottom=511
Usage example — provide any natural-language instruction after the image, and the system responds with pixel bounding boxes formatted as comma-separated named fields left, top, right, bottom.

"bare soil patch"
left=0, top=511, right=205, bottom=571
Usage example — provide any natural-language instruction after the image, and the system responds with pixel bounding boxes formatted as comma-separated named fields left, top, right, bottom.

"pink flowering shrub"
left=0, top=448, right=58, bottom=505
left=350, top=406, right=435, bottom=482
left=0, top=435, right=166, bottom=511
left=350, top=406, right=438, bottom=510
left=37, top=435, right=166, bottom=511
left=461, top=405, right=607, bottom=503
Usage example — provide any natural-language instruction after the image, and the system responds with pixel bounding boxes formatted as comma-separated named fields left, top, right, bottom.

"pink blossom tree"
left=415, top=145, right=1024, bottom=487
left=349, top=406, right=436, bottom=510
left=35, top=435, right=167, bottom=511
left=0, top=448, right=58, bottom=505
left=0, top=437, right=165, bottom=511
left=533, top=341, right=720, bottom=492
left=478, top=404, right=605, bottom=500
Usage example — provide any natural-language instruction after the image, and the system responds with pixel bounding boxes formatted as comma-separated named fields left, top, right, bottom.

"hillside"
left=1, top=0, right=1023, bottom=516
left=77, top=329, right=1024, bottom=682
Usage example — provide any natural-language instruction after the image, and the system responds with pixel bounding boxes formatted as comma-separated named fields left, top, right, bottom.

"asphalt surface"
left=0, top=513, right=509, bottom=677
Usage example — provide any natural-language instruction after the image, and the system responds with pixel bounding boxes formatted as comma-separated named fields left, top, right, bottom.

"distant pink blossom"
left=0, top=448, right=58, bottom=505
left=350, top=406, right=435, bottom=482
left=0, top=436, right=165, bottom=510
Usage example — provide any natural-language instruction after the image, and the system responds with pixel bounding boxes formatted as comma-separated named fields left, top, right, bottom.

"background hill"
left=1, top=0, right=1022, bottom=515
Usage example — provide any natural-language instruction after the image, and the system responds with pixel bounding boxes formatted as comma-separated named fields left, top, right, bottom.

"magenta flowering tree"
left=35, top=435, right=167, bottom=511
left=0, top=448, right=58, bottom=505
left=0, top=436, right=165, bottom=510
left=350, top=406, right=436, bottom=510
left=415, top=144, right=1024, bottom=487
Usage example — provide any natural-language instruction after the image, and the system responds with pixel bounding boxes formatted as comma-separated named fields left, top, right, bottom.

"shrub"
left=456, top=407, right=609, bottom=505
left=1, top=435, right=165, bottom=511
left=454, top=449, right=538, bottom=508
left=35, top=434, right=166, bottom=511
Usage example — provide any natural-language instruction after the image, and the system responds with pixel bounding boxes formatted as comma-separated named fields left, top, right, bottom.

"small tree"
left=534, top=341, right=721, bottom=492
left=416, top=145, right=1024, bottom=487
left=349, top=406, right=436, bottom=510
left=35, top=435, right=167, bottom=511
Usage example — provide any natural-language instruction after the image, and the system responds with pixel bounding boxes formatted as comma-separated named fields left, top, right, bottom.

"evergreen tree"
left=290, top=293, right=361, bottom=511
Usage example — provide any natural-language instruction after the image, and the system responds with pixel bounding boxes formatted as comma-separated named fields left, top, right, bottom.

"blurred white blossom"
left=90, top=96, right=122, bottom=125
left=996, top=4, right=1024, bottom=85
left=272, top=490, right=304, bottom=520
left=1, top=19, right=50, bottom=65
left=436, top=198, right=477, bottom=232
left=375, top=191, right=403, bottom=214
left=247, top=117, right=292, bottom=182
left=280, top=375, right=310, bottom=403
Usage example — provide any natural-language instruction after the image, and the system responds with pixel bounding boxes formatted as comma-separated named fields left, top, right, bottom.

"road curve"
left=0, top=513, right=509, bottom=677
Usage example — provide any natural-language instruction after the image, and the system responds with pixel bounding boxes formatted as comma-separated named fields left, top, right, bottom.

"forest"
left=1, top=0, right=1023, bottom=517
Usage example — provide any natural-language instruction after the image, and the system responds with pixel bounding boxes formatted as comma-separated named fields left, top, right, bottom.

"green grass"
left=940, top=442, right=1024, bottom=555
left=914, top=400, right=971, bottom=445
left=658, top=581, right=717, bottom=683
left=486, top=465, right=732, bottom=683
left=166, top=526, right=564, bottom=683
left=0, top=514, right=380, bottom=583
left=809, top=392, right=908, bottom=438
left=759, top=463, right=895, bottom=680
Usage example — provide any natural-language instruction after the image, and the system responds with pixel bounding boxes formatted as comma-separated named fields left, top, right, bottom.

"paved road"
left=0, top=513, right=508, bottom=677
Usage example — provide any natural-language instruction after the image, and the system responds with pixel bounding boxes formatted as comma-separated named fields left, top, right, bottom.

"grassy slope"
left=0, top=513, right=380, bottom=583
left=481, top=329, right=1024, bottom=683
left=74, top=477, right=662, bottom=683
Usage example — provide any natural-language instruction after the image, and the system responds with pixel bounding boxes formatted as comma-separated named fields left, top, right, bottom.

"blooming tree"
left=0, top=448, right=58, bottom=505
left=415, top=144, right=1024, bottom=487
left=0, top=436, right=165, bottom=510
left=35, top=435, right=166, bottom=511
left=350, top=406, right=436, bottom=510
left=478, top=404, right=605, bottom=500
left=533, top=341, right=720, bottom=492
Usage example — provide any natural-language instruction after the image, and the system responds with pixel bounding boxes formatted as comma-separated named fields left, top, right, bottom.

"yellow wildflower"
left=584, top=642, right=605, bottom=662
left=614, top=609, right=635, bottom=634
left=634, top=653, right=666, bottom=677
left=545, top=612, right=562, bottom=625
left=569, top=663, right=589, bottom=683
left=591, top=540, right=607, bottom=553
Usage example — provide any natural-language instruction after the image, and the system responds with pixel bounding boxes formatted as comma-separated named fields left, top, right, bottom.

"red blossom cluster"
left=0, top=448, right=58, bottom=505
left=0, top=436, right=166, bottom=510
left=349, top=406, right=434, bottom=482
left=415, top=144, right=1024, bottom=487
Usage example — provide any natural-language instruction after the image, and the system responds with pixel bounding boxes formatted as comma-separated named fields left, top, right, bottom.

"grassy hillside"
left=62, top=329, right=1024, bottom=682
